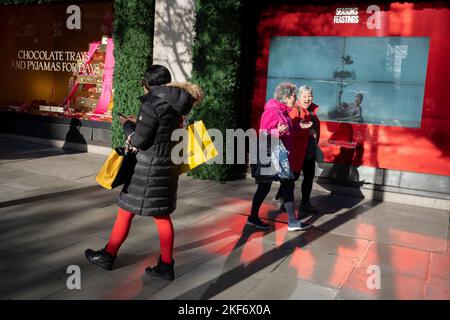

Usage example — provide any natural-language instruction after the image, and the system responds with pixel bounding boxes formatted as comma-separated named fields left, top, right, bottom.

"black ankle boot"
left=145, top=256, right=175, bottom=281
left=85, top=247, right=116, bottom=271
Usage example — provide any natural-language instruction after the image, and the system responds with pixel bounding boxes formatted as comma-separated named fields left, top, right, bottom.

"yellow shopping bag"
left=96, top=148, right=137, bottom=189
left=178, top=120, right=218, bottom=174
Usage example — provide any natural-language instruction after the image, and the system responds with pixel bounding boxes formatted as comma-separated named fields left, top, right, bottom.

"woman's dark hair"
left=142, top=64, right=171, bottom=89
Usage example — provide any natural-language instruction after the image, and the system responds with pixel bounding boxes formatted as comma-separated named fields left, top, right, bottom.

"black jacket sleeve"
left=129, top=102, right=159, bottom=150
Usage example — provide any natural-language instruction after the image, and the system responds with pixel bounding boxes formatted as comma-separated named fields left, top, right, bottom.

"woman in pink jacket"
left=275, top=85, right=321, bottom=218
left=249, top=82, right=312, bottom=231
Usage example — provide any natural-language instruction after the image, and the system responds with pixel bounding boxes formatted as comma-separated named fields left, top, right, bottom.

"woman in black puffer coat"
left=85, top=65, right=203, bottom=281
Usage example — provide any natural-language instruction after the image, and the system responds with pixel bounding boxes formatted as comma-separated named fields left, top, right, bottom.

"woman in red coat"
left=275, top=85, right=321, bottom=217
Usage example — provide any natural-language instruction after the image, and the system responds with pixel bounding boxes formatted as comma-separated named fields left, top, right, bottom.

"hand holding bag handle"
left=95, top=146, right=137, bottom=190
left=96, top=126, right=138, bottom=190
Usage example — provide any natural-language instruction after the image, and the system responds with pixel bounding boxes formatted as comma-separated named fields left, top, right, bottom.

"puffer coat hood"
left=149, top=82, right=204, bottom=116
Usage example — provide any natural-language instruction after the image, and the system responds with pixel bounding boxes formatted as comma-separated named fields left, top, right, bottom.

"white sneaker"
left=287, top=221, right=312, bottom=231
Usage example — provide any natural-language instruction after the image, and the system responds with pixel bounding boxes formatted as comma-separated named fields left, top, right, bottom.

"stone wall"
left=152, top=0, right=195, bottom=82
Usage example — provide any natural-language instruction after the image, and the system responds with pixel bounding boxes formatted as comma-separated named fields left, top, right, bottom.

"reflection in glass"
left=267, top=36, right=430, bottom=128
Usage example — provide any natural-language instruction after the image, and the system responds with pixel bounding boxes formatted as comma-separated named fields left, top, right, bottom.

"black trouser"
left=301, top=157, right=316, bottom=204
left=251, top=179, right=297, bottom=223
left=276, top=157, right=316, bottom=205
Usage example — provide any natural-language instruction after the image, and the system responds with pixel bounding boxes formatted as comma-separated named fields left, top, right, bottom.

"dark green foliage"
left=189, top=0, right=243, bottom=181
left=111, top=0, right=154, bottom=147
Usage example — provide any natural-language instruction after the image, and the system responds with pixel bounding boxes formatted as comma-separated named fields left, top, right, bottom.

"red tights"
left=105, top=207, right=174, bottom=264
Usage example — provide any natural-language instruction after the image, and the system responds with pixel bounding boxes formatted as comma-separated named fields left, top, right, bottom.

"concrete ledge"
left=0, top=133, right=112, bottom=155
left=314, top=180, right=450, bottom=211
left=245, top=172, right=450, bottom=211
left=0, top=112, right=111, bottom=149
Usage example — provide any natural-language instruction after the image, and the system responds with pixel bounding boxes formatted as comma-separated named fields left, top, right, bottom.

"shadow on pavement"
left=0, top=185, right=106, bottom=209
left=170, top=199, right=380, bottom=300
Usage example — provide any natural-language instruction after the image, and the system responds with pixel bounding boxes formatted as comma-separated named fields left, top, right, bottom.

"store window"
left=267, top=36, right=430, bottom=128
left=252, top=2, right=450, bottom=176
left=0, top=2, right=114, bottom=122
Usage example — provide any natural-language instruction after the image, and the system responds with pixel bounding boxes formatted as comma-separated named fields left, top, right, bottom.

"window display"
left=267, top=36, right=430, bottom=128
left=0, top=2, right=114, bottom=122
left=61, top=37, right=114, bottom=121
left=252, top=2, right=450, bottom=176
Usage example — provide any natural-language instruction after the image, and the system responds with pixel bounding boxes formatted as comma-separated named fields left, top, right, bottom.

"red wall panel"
left=251, top=2, right=450, bottom=176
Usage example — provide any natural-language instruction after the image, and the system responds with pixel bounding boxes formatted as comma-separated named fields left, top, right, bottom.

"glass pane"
left=267, top=36, right=430, bottom=128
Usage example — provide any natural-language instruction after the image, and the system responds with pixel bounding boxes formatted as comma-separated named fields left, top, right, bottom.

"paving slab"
left=146, top=262, right=262, bottom=300
left=305, top=199, right=449, bottom=252
left=177, top=174, right=216, bottom=198
left=429, top=253, right=450, bottom=280
left=271, top=245, right=356, bottom=289
left=4, top=153, right=106, bottom=182
left=0, top=140, right=59, bottom=159
left=424, top=277, right=450, bottom=300
left=0, top=262, right=71, bottom=300
left=0, top=188, right=119, bottom=226
left=163, top=241, right=299, bottom=300
left=338, top=265, right=427, bottom=300
left=4, top=220, right=102, bottom=255
left=0, top=243, right=46, bottom=274
left=244, top=273, right=338, bottom=300
left=45, top=269, right=162, bottom=300
left=0, top=166, right=36, bottom=181
left=258, top=226, right=371, bottom=261
left=36, top=235, right=136, bottom=273
left=54, top=205, right=119, bottom=232
left=0, top=177, right=88, bottom=203
left=0, top=149, right=76, bottom=166
left=357, top=242, right=431, bottom=280
left=198, top=236, right=285, bottom=278
left=148, top=236, right=288, bottom=300
left=0, top=198, right=97, bottom=228
left=147, top=261, right=235, bottom=300
left=177, top=180, right=280, bottom=215
left=98, top=218, right=242, bottom=286
left=170, top=201, right=231, bottom=227
left=174, top=229, right=241, bottom=263
left=0, top=170, right=100, bottom=204
left=210, top=276, right=263, bottom=300
left=302, top=229, right=371, bottom=261
left=0, top=184, right=37, bottom=203
left=175, top=205, right=252, bottom=236
left=0, top=216, right=51, bottom=244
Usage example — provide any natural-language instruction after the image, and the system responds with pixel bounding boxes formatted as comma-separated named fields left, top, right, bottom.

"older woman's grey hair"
left=298, top=85, right=313, bottom=96
left=273, top=82, right=297, bottom=102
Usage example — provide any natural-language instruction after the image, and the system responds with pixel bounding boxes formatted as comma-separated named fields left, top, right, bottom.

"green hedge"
left=111, top=0, right=155, bottom=147
left=189, top=0, right=243, bottom=181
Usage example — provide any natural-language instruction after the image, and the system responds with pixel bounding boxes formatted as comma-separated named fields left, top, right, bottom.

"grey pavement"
left=0, top=136, right=449, bottom=300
